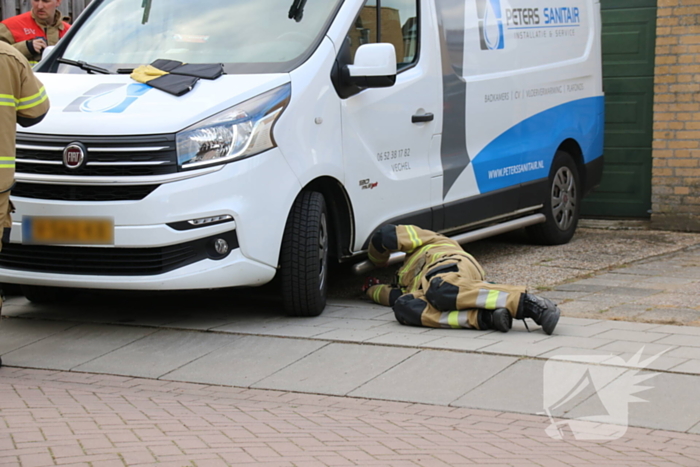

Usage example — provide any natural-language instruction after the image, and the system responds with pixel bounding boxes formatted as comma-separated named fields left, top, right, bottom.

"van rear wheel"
left=527, top=151, right=580, bottom=245
left=280, top=191, right=329, bottom=317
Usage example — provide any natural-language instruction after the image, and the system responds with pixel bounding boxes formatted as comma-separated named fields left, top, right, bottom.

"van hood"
left=26, top=73, right=290, bottom=136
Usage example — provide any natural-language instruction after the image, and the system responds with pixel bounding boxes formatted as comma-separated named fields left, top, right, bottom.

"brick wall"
left=652, top=0, right=700, bottom=231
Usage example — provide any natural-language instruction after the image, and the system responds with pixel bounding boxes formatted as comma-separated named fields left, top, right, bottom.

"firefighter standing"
left=0, top=41, right=50, bottom=367
left=364, top=224, right=561, bottom=334
left=0, top=0, right=71, bottom=65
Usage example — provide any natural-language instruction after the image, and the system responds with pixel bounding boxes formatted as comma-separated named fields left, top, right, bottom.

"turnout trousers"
left=393, top=255, right=526, bottom=330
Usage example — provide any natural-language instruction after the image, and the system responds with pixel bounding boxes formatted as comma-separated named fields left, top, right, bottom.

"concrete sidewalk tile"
left=637, top=276, right=697, bottom=287
left=554, top=284, right=609, bottom=293
left=595, top=341, right=678, bottom=356
left=247, top=325, right=334, bottom=338
left=0, top=319, right=77, bottom=355
left=558, top=301, right=605, bottom=315
left=537, top=335, right=614, bottom=350
left=326, top=299, right=383, bottom=309
left=540, top=291, right=590, bottom=301
left=605, top=352, right=690, bottom=372
left=73, top=330, right=234, bottom=378
left=208, top=319, right=286, bottom=335
left=252, top=343, right=418, bottom=396
left=588, top=272, right=640, bottom=282
left=421, top=335, right=501, bottom=352
left=645, top=325, right=700, bottom=336
left=616, top=267, right=671, bottom=277
left=475, top=330, right=550, bottom=343
left=550, top=324, right=612, bottom=338
left=557, top=317, right=603, bottom=326
left=454, top=359, right=627, bottom=417
left=477, top=340, right=563, bottom=357
left=571, top=371, right=700, bottom=433
left=349, top=351, right=517, bottom=405
left=593, top=320, right=680, bottom=334
left=634, top=308, right=700, bottom=325
left=314, top=318, right=390, bottom=331
left=162, top=336, right=327, bottom=388
left=667, top=347, right=700, bottom=360
left=539, top=347, right=618, bottom=360
left=323, top=307, right=391, bottom=320
left=669, top=359, right=700, bottom=374
left=635, top=292, right=700, bottom=308
left=162, top=316, right=240, bottom=331
left=591, top=329, right=672, bottom=343
left=311, top=328, right=390, bottom=342
left=368, top=322, right=432, bottom=334
left=2, top=324, right=156, bottom=371
left=364, top=332, right=441, bottom=347
left=655, top=334, right=700, bottom=348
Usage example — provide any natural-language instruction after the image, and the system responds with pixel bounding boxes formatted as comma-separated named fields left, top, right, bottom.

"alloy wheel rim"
left=318, top=213, right=329, bottom=292
left=551, top=166, right=576, bottom=231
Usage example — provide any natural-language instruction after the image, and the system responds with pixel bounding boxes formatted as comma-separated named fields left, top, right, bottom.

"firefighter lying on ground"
left=363, top=224, right=561, bottom=334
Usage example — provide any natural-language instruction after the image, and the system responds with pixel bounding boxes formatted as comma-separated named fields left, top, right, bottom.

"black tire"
left=527, top=151, right=580, bottom=245
left=280, top=191, right=329, bottom=317
left=22, top=285, right=77, bottom=305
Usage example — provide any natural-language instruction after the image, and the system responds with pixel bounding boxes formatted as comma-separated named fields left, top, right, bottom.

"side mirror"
left=38, top=45, right=56, bottom=66
left=344, top=43, right=397, bottom=88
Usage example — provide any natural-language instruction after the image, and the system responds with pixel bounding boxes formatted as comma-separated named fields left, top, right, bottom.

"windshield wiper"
left=288, top=0, right=307, bottom=22
left=57, top=58, right=112, bottom=74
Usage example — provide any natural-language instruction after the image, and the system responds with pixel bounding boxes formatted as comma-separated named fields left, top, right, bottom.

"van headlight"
left=176, top=83, right=291, bottom=170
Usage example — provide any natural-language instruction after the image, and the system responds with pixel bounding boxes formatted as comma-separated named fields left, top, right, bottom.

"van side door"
left=337, top=0, right=443, bottom=250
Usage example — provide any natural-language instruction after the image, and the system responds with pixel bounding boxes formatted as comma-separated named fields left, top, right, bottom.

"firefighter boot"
left=517, top=293, right=560, bottom=335
left=477, top=308, right=512, bottom=332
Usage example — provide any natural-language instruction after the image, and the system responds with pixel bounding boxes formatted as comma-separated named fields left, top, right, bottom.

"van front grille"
left=15, top=133, right=179, bottom=178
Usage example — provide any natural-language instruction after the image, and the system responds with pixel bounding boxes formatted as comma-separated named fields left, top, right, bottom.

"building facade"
left=651, top=0, right=700, bottom=231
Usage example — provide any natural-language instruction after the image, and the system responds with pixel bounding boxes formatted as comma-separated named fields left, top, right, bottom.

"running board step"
left=352, top=213, right=546, bottom=275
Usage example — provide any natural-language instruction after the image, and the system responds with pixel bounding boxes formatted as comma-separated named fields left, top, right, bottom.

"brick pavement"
left=1, top=368, right=699, bottom=467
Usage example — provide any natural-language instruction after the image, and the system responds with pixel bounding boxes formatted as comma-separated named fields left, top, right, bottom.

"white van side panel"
left=278, top=38, right=344, bottom=186
left=436, top=0, right=603, bottom=204
left=337, top=0, right=444, bottom=250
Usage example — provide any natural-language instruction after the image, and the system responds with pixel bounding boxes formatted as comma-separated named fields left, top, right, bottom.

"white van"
left=2, top=0, right=604, bottom=316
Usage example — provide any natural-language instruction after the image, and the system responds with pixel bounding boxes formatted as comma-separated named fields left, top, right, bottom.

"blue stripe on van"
left=471, top=96, right=604, bottom=194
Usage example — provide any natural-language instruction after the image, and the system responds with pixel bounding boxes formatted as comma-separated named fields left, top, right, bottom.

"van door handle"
left=412, top=113, right=434, bottom=123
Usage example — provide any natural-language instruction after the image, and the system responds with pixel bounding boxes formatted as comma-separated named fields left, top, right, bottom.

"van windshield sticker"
left=64, top=84, right=151, bottom=114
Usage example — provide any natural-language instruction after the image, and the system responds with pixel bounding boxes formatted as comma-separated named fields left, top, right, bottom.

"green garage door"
left=582, top=0, right=657, bottom=218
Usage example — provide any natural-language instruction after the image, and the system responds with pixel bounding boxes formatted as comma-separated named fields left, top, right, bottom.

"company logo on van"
left=476, top=2, right=583, bottom=49
left=64, top=83, right=151, bottom=113
left=476, top=0, right=505, bottom=50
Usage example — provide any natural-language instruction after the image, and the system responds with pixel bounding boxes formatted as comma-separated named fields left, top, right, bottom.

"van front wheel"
left=280, top=191, right=329, bottom=317
left=527, top=151, right=580, bottom=245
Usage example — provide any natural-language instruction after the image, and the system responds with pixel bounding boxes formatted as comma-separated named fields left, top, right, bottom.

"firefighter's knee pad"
left=425, top=276, right=459, bottom=312
left=393, top=294, right=426, bottom=327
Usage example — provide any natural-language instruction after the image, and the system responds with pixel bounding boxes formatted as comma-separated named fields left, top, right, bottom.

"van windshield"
left=59, top=0, right=343, bottom=74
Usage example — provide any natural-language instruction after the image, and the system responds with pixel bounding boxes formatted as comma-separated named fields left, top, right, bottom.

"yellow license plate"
left=23, top=217, right=114, bottom=245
